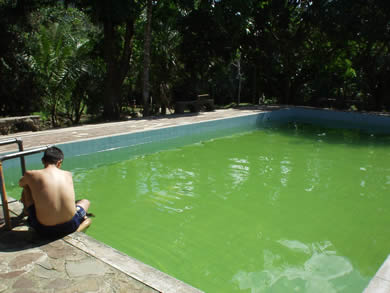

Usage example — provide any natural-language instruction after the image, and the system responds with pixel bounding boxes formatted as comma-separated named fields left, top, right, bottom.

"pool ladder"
left=0, top=138, right=51, bottom=230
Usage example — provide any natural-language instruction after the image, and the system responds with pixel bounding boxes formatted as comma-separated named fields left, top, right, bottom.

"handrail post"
left=0, top=162, right=12, bottom=230
left=16, top=138, right=26, bottom=175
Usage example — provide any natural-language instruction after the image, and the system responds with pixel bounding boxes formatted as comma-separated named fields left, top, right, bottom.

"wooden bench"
left=175, top=95, right=215, bottom=114
left=0, top=115, right=40, bottom=135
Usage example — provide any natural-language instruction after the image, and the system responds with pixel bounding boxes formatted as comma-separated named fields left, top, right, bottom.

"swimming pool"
left=3, top=108, right=390, bottom=292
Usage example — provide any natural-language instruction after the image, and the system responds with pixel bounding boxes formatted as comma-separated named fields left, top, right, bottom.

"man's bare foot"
left=76, top=218, right=92, bottom=232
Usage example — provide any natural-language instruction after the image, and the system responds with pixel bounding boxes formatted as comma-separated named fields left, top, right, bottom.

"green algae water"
left=71, top=124, right=390, bottom=292
left=19, top=124, right=390, bottom=292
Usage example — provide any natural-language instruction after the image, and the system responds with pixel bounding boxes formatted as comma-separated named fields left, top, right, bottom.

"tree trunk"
left=142, top=0, right=153, bottom=117
left=236, top=56, right=241, bottom=106
left=103, top=20, right=135, bottom=120
left=252, top=65, right=257, bottom=104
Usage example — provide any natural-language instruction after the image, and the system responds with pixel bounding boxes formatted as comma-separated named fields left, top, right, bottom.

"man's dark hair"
left=42, top=147, right=64, bottom=164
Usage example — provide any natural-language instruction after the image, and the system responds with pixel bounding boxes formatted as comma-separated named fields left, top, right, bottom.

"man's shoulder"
left=26, top=167, right=72, bottom=180
left=28, top=168, right=58, bottom=178
left=20, top=169, right=44, bottom=185
left=24, top=169, right=43, bottom=177
left=55, top=168, right=73, bottom=181
left=58, top=169, right=72, bottom=176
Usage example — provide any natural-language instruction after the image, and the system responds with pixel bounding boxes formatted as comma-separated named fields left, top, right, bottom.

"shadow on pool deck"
left=1, top=224, right=56, bottom=253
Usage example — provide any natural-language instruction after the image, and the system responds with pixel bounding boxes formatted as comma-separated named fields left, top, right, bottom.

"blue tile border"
left=275, top=107, right=390, bottom=133
left=1, top=113, right=260, bottom=187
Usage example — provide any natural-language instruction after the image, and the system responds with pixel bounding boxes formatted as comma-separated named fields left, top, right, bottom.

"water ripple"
left=232, top=240, right=358, bottom=293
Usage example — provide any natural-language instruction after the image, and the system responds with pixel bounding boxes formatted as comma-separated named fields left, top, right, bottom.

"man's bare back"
left=19, top=166, right=76, bottom=226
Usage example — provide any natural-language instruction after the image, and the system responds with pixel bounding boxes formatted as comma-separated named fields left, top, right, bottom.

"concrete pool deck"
left=0, top=107, right=272, bottom=153
left=0, top=106, right=389, bottom=292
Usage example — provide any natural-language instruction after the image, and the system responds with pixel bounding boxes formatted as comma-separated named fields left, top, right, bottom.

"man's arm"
left=19, top=171, right=32, bottom=187
left=19, top=171, right=33, bottom=209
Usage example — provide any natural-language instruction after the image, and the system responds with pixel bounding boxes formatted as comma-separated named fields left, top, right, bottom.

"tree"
left=27, top=6, right=95, bottom=126
left=243, top=1, right=319, bottom=105
left=148, top=0, right=182, bottom=114
left=28, top=23, right=73, bottom=126
left=345, top=0, right=390, bottom=110
left=2, top=0, right=390, bottom=120
left=308, top=0, right=390, bottom=110
left=0, top=0, right=51, bottom=116
left=175, top=0, right=247, bottom=103
left=141, top=0, right=153, bottom=116
left=63, top=39, right=97, bottom=124
left=86, top=0, right=143, bottom=120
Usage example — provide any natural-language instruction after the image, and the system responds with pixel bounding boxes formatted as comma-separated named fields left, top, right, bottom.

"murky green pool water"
left=32, top=124, right=390, bottom=291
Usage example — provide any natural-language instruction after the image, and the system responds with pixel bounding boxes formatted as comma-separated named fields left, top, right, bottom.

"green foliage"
left=2, top=0, right=390, bottom=123
left=0, top=0, right=44, bottom=116
left=27, top=22, right=75, bottom=125
left=26, top=6, right=98, bottom=125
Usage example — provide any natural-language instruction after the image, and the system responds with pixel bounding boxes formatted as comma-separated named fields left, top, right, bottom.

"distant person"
left=19, top=146, right=91, bottom=237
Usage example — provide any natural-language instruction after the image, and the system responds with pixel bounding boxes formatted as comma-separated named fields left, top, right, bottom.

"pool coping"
left=64, top=232, right=203, bottom=293
left=363, top=255, right=390, bottom=292
left=1, top=106, right=390, bottom=292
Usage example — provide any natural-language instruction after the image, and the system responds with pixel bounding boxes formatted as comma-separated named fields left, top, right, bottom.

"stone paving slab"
left=0, top=222, right=158, bottom=293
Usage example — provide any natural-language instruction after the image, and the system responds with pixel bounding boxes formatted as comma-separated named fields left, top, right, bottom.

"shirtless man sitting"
left=19, top=146, right=91, bottom=237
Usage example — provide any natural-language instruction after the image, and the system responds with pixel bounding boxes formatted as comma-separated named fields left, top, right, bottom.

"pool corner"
left=363, top=255, right=390, bottom=293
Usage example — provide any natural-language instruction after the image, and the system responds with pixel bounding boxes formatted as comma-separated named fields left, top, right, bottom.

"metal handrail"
left=0, top=146, right=50, bottom=162
left=0, top=138, right=26, bottom=175
left=0, top=143, right=51, bottom=230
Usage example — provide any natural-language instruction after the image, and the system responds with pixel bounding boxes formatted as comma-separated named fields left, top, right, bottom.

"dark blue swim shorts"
left=27, top=205, right=86, bottom=238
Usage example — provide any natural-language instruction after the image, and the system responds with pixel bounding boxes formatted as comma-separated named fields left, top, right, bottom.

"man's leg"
left=75, top=199, right=91, bottom=232
left=76, top=218, right=91, bottom=232
left=75, top=199, right=90, bottom=212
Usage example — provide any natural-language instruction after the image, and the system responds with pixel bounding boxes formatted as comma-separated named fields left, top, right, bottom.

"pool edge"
left=363, top=255, right=390, bottom=292
left=64, top=232, right=203, bottom=293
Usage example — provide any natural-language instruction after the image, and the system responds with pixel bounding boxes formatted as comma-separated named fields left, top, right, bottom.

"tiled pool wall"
left=273, top=107, right=390, bottom=133
left=1, top=113, right=261, bottom=187
left=2, top=107, right=390, bottom=188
